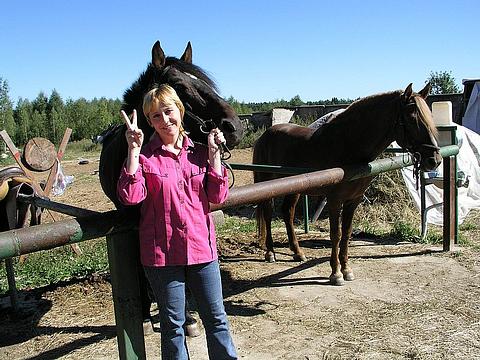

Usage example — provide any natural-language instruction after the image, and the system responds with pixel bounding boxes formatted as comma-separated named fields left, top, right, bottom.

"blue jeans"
left=144, top=260, right=237, bottom=360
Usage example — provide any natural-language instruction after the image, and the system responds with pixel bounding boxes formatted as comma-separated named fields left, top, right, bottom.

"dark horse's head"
left=394, top=83, right=442, bottom=172
left=99, top=41, right=243, bottom=207
left=123, top=41, right=243, bottom=147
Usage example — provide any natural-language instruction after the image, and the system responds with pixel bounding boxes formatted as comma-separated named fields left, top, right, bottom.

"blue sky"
left=1, top=1, right=478, bottom=104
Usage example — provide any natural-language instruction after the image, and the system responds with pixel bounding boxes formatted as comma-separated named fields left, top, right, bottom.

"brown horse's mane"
left=347, top=90, right=400, bottom=111
left=325, top=89, right=438, bottom=139
left=414, top=96, right=438, bottom=138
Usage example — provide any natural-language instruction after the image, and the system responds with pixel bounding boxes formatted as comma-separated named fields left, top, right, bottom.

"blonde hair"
left=143, top=84, right=186, bottom=134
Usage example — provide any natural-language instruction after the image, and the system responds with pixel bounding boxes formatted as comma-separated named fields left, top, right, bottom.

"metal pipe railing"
left=0, top=145, right=459, bottom=260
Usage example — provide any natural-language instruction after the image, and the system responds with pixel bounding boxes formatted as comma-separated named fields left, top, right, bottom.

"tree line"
left=0, top=78, right=122, bottom=147
left=0, top=77, right=354, bottom=147
left=226, top=71, right=461, bottom=115
left=0, top=71, right=460, bottom=147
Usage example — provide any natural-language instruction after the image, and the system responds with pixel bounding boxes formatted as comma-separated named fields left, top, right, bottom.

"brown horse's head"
left=395, top=83, right=442, bottom=171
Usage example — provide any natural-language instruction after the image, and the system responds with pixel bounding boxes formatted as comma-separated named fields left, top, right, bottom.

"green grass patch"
left=237, top=126, right=266, bottom=149
left=220, top=215, right=257, bottom=233
left=459, top=221, right=479, bottom=231
left=389, top=221, right=421, bottom=243
left=0, top=238, right=109, bottom=295
left=423, top=231, right=443, bottom=244
left=218, top=214, right=284, bottom=234
left=62, top=139, right=102, bottom=160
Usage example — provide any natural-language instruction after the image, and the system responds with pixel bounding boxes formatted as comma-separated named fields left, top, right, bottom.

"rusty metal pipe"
left=212, top=167, right=345, bottom=211
left=0, top=166, right=346, bottom=260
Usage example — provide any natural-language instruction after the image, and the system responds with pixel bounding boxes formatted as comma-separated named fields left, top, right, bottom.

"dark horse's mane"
left=122, top=57, right=218, bottom=114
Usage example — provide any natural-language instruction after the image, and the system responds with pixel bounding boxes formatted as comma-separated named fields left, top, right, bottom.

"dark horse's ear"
left=180, top=42, right=193, bottom=63
left=402, top=83, right=413, bottom=101
left=152, top=41, right=166, bottom=68
left=418, top=82, right=431, bottom=99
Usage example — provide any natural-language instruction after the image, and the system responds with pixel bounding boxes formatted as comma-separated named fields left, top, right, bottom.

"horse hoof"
left=343, top=271, right=355, bottom=281
left=265, top=252, right=276, bottom=262
left=293, top=254, right=307, bottom=262
left=185, top=322, right=201, bottom=338
left=143, top=319, right=154, bottom=336
left=329, top=273, right=345, bottom=286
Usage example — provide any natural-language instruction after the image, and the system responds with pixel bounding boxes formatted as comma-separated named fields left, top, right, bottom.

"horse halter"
left=394, top=101, right=440, bottom=187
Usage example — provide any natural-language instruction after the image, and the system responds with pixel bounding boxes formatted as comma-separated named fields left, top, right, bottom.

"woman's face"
left=148, top=101, right=182, bottom=141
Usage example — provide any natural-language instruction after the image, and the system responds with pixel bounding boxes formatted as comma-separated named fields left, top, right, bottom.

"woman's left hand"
left=207, top=128, right=225, bottom=153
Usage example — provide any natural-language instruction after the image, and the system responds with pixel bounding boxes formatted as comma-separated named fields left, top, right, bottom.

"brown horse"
left=253, top=83, right=442, bottom=286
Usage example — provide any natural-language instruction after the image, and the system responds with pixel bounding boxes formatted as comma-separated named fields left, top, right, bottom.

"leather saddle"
left=0, top=166, right=42, bottom=231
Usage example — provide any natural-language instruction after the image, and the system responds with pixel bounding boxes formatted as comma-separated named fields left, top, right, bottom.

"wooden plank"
left=0, top=130, right=46, bottom=197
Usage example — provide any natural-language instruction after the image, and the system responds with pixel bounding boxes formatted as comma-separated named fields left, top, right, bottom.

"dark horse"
left=253, top=83, right=442, bottom=286
left=98, top=41, right=243, bottom=330
left=99, top=41, right=243, bottom=207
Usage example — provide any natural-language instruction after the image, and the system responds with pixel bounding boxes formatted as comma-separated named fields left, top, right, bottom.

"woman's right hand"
left=122, top=109, right=144, bottom=151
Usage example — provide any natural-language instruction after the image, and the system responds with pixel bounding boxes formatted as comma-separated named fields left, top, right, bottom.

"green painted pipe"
left=0, top=210, right=136, bottom=260
left=228, top=145, right=459, bottom=175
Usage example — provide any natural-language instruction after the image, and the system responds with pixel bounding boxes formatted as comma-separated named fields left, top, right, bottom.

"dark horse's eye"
left=222, top=121, right=237, bottom=132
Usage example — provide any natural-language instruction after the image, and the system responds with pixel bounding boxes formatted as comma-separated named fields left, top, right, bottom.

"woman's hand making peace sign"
left=122, top=109, right=144, bottom=151
left=122, top=109, right=144, bottom=174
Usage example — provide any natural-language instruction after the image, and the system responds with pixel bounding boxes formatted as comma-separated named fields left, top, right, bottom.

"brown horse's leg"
left=339, top=198, right=361, bottom=282
left=260, top=200, right=276, bottom=262
left=282, top=194, right=306, bottom=261
left=328, top=200, right=344, bottom=286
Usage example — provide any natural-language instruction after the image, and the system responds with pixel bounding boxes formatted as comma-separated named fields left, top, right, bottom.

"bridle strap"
left=184, top=108, right=232, bottom=160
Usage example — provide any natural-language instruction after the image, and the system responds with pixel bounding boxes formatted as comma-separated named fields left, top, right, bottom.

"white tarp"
left=462, top=81, right=480, bottom=134
left=400, top=125, right=480, bottom=225
left=271, top=108, right=295, bottom=126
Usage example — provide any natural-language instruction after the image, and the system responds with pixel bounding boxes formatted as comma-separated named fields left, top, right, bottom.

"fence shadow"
left=0, top=277, right=116, bottom=358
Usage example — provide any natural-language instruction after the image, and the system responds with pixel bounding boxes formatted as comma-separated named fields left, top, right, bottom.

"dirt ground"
left=1, top=148, right=479, bottom=359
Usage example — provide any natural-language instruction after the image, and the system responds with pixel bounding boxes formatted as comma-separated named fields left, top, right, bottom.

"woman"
left=117, top=84, right=237, bottom=359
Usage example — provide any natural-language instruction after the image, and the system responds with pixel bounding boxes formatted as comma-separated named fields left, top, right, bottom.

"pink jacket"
left=117, top=134, right=229, bottom=267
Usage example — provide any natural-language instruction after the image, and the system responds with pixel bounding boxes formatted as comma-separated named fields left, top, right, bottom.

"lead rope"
left=185, top=109, right=235, bottom=188
left=411, top=152, right=422, bottom=190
